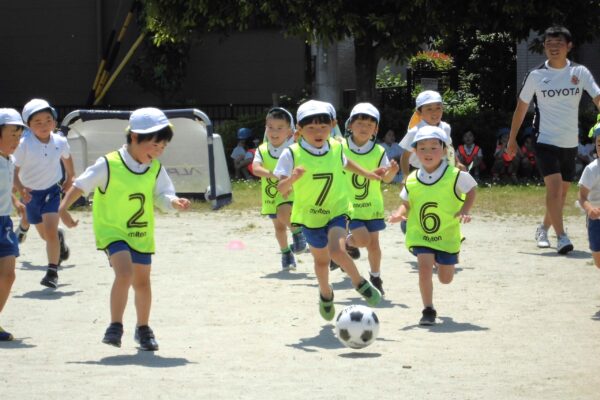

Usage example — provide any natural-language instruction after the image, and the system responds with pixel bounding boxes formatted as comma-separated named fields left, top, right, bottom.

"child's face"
left=297, top=121, right=333, bottom=148
left=463, top=131, right=474, bottom=144
left=383, top=130, right=395, bottom=144
left=418, top=102, right=443, bottom=126
left=415, top=138, right=444, bottom=172
left=265, top=117, right=292, bottom=147
left=131, top=134, right=168, bottom=164
left=349, top=118, right=377, bottom=146
left=0, top=125, right=23, bottom=155
left=28, top=111, right=56, bottom=139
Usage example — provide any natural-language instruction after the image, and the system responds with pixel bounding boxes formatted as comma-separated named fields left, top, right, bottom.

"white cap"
left=349, top=102, right=380, bottom=123
left=411, top=125, right=449, bottom=147
left=415, top=90, right=443, bottom=109
left=323, top=101, right=337, bottom=119
left=0, top=108, right=26, bottom=127
left=297, top=100, right=331, bottom=123
left=128, top=107, right=171, bottom=134
left=22, top=98, right=57, bottom=123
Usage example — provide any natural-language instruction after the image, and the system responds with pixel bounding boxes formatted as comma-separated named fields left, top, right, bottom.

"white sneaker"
left=14, top=224, right=28, bottom=244
left=556, top=234, right=574, bottom=254
left=535, top=224, right=551, bottom=248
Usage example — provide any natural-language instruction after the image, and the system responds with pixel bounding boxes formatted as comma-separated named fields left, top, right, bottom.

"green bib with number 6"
left=258, top=143, right=293, bottom=215
left=289, top=139, right=351, bottom=228
left=93, top=151, right=159, bottom=253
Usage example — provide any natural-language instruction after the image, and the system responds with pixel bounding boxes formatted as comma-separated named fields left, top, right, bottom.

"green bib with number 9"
left=93, top=151, right=159, bottom=253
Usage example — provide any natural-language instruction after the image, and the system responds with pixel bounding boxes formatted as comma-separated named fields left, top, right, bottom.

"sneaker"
left=40, top=268, right=58, bottom=289
left=290, top=231, right=307, bottom=254
left=58, top=228, right=70, bottom=263
left=356, top=279, right=382, bottom=307
left=281, top=251, right=296, bottom=270
left=135, top=325, right=159, bottom=351
left=345, top=233, right=360, bottom=260
left=102, top=322, right=124, bottom=347
left=556, top=234, right=574, bottom=255
left=14, top=224, right=28, bottom=244
left=400, top=220, right=407, bottom=235
left=329, top=260, right=340, bottom=271
left=419, top=307, right=437, bottom=326
left=0, top=326, right=14, bottom=341
left=369, top=274, right=385, bottom=296
left=535, top=224, right=551, bottom=248
left=319, top=289, right=335, bottom=321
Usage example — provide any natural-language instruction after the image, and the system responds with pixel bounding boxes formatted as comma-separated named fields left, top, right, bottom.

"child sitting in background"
left=456, top=130, right=484, bottom=179
left=492, top=128, right=520, bottom=184
left=231, top=128, right=254, bottom=180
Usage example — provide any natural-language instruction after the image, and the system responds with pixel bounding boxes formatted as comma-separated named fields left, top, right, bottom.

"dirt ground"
left=1, top=209, right=599, bottom=400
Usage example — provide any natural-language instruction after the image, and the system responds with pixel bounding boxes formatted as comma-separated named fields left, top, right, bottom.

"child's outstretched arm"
left=580, top=185, right=600, bottom=220
left=13, top=167, right=31, bottom=203
left=388, top=201, right=409, bottom=224
left=345, top=159, right=383, bottom=181
left=61, top=156, right=75, bottom=193
left=58, top=186, right=85, bottom=228
left=277, top=166, right=305, bottom=194
left=252, top=162, right=278, bottom=180
left=456, top=187, right=476, bottom=223
left=382, top=159, right=400, bottom=183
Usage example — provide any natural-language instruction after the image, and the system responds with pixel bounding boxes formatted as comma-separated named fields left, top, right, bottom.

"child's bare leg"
left=328, top=226, right=362, bottom=287
left=132, top=264, right=152, bottom=327
left=0, top=257, right=16, bottom=313
left=19, top=210, right=29, bottom=230
left=272, top=218, right=289, bottom=250
left=275, top=204, right=292, bottom=247
left=108, top=251, right=134, bottom=323
left=593, top=252, right=600, bottom=269
left=348, top=226, right=369, bottom=248
left=418, top=253, right=435, bottom=307
left=437, top=264, right=455, bottom=284
left=40, top=213, right=60, bottom=265
left=365, top=232, right=381, bottom=275
left=309, top=246, right=332, bottom=298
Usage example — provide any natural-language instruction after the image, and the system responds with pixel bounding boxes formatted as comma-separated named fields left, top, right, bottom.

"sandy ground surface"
left=1, top=209, right=599, bottom=400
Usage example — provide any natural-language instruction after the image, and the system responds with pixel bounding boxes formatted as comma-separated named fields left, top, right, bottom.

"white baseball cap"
left=411, top=125, right=449, bottom=147
left=0, top=108, right=26, bottom=127
left=296, top=100, right=331, bottom=123
left=349, top=102, right=380, bottom=123
left=22, top=98, right=57, bottom=124
left=323, top=101, right=337, bottom=119
left=128, top=107, right=171, bottom=134
left=415, top=90, right=443, bottom=109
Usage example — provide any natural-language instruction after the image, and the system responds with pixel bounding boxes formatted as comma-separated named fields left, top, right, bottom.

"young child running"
left=389, top=125, right=476, bottom=325
left=275, top=100, right=383, bottom=321
left=0, top=109, right=26, bottom=341
left=58, top=107, right=191, bottom=350
left=342, top=103, right=399, bottom=295
left=252, top=107, right=307, bottom=270
left=578, top=124, right=600, bottom=268
left=13, top=99, right=74, bottom=289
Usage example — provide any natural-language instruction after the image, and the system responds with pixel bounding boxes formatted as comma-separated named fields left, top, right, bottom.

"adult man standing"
left=508, top=26, right=600, bottom=254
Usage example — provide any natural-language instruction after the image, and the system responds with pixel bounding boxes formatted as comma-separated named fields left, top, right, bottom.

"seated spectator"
left=456, top=129, right=485, bottom=179
left=231, top=127, right=254, bottom=180
left=492, top=127, right=520, bottom=184
left=519, top=128, right=538, bottom=181
left=380, top=128, right=404, bottom=183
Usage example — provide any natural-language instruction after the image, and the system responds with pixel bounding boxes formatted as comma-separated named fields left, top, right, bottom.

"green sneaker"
left=356, top=279, right=382, bottom=306
left=319, top=289, right=335, bottom=321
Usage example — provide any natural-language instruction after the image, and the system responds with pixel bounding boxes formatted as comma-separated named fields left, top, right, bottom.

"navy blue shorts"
left=301, top=215, right=348, bottom=249
left=26, top=184, right=61, bottom=224
left=411, top=246, right=458, bottom=265
left=348, top=218, right=386, bottom=233
left=0, top=216, right=19, bottom=258
left=587, top=217, right=600, bottom=252
left=105, top=241, right=152, bottom=265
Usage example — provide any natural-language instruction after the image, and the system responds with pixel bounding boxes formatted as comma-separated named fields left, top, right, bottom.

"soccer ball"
left=335, top=305, right=380, bottom=349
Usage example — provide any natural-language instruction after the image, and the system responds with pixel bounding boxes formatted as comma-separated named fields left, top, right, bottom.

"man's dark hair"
left=544, top=26, right=572, bottom=43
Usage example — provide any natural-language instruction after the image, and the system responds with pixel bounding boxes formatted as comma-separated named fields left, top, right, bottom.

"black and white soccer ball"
left=335, top=305, right=380, bottom=349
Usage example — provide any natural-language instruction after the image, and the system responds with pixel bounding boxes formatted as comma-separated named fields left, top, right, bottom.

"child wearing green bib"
left=58, top=108, right=191, bottom=350
left=275, top=100, right=383, bottom=322
left=252, top=107, right=307, bottom=270
left=342, top=103, right=399, bottom=296
left=389, top=125, right=476, bottom=326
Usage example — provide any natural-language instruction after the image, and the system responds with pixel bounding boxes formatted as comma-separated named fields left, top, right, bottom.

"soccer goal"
left=60, top=108, right=232, bottom=209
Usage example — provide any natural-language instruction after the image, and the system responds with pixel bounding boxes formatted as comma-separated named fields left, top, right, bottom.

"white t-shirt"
left=519, top=60, right=600, bottom=148
left=73, top=145, right=177, bottom=212
left=579, top=159, right=600, bottom=207
left=274, top=140, right=347, bottom=179
left=400, top=120, right=452, bottom=168
left=13, top=130, right=71, bottom=190
left=400, top=159, right=477, bottom=201
left=252, top=137, right=295, bottom=165
left=230, top=145, right=246, bottom=160
left=0, top=155, right=15, bottom=216
left=381, top=141, right=403, bottom=160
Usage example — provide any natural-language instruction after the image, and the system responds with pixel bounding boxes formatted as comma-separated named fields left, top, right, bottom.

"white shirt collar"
left=347, top=136, right=375, bottom=153
left=416, top=159, right=449, bottom=183
left=300, top=138, right=330, bottom=155
left=268, top=137, right=294, bottom=156
left=120, top=145, right=151, bottom=169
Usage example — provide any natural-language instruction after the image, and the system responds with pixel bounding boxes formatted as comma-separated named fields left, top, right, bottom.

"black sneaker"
left=135, top=325, right=159, bottom=351
left=369, top=274, right=385, bottom=296
left=345, top=234, right=360, bottom=259
left=40, top=268, right=58, bottom=289
left=419, top=307, right=437, bottom=326
left=58, top=228, right=70, bottom=263
left=102, top=322, right=124, bottom=347
left=329, top=260, right=340, bottom=271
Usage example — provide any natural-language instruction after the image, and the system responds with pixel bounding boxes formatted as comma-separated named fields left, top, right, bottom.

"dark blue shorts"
left=535, top=142, right=577, bottom=181
left=105, top=241, right=152, bottom=265
left=0, top=216, right=19, bottom=258
left=301, top=215, right=348, bottom=249
left=348, top=218, right=386, bottom=233
left=587, top=217, right=600, bottom=252
left=26, top=184, right=61, bottom=224
left=411, top=246, right=458, bottom=265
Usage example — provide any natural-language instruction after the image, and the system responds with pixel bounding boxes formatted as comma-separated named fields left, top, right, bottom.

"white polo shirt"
left=579, top=159, right=600, bottom=207
left=400, top=120, right=452, bottom=168
left=0, top=155, right=15, bottom=216
left=519, top=60, right=600, bottom=148
left=274, top=139, right=348, bottom=179
left=13, top=130, right=71, bottom=190
left=400, top=159, right=477, bottom=201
